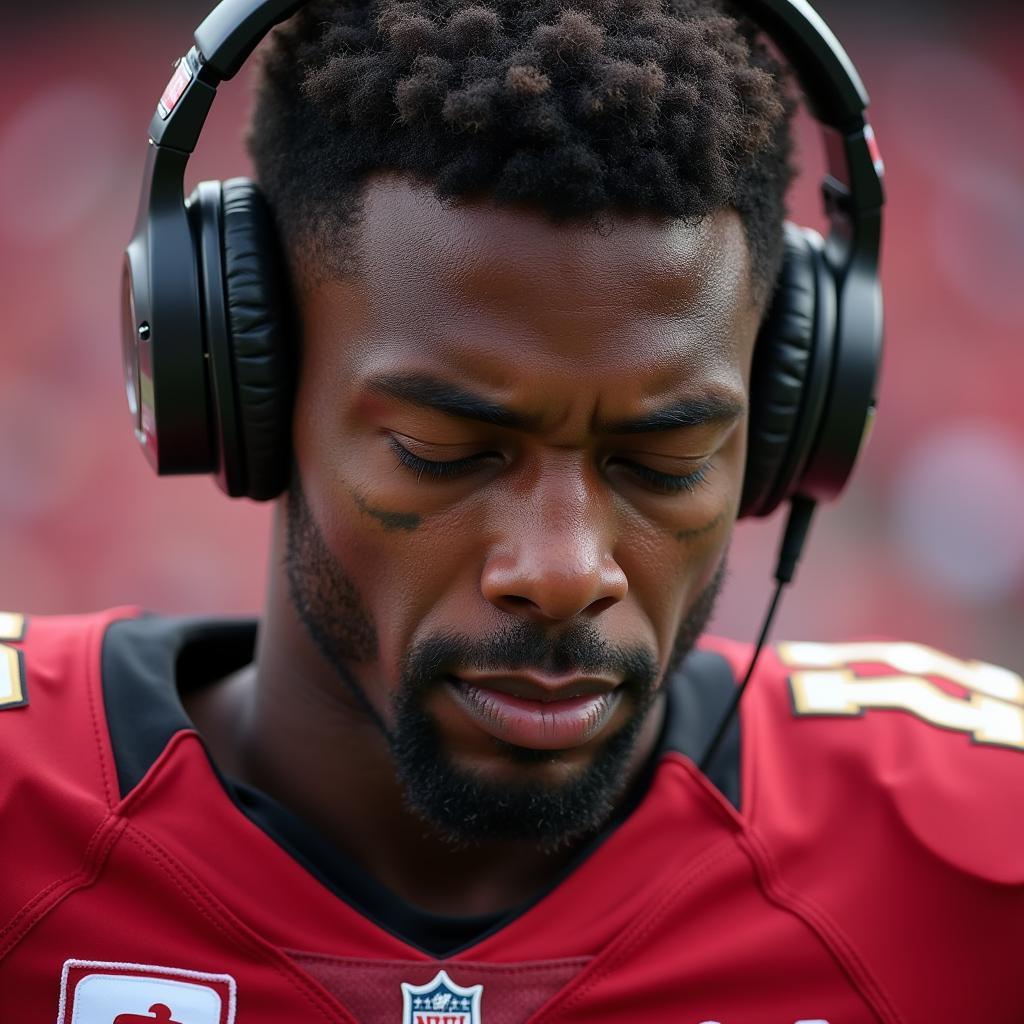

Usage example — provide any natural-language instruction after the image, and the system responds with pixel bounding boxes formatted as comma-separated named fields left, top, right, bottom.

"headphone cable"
left=698, top=495, right=817, bottom=774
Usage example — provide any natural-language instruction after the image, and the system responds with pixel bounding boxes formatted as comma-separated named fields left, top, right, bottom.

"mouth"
left=444, top=671, right=624, bottom=751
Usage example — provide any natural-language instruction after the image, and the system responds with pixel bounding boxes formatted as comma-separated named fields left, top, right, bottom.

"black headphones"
left=122, top=0, right=884, bottom=515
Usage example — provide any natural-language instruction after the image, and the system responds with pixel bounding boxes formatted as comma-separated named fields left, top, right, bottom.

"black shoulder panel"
left=662, top=650, right=741, bottom=809
left=101, top=616, right=257, bottom=797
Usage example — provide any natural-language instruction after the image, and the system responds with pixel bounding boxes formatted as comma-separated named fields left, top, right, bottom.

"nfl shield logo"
left=401, top=969, right=482, bottom=1024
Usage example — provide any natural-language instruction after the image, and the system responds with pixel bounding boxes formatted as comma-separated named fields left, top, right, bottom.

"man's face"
left=287, top=176, right=761, bottom=845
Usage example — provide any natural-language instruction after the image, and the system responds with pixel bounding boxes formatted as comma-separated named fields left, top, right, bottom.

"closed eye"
left=611, top=458, right=712, bottom=496
left=388, top=435, right=712, bottom=495
left=388, top=436, right=497, bottom=481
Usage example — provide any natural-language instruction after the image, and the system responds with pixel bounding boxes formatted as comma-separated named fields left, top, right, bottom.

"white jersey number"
left=779, top=642, right=1024, bottom=751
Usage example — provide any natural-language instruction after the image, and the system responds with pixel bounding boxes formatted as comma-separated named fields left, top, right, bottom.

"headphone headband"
left=155, top=0, right=875, bottom=139
left=742, top=0, right=867, bottom=127
left=186, top=0, right=870, bottom=114
left=153, top=0, right=884, bottom=224
left=195, top=0, right=307, bottom=80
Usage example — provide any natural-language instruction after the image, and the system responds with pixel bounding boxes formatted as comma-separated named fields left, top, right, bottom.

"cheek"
left=615, top=427, right=744, bottom=651
left=294, top=445, right=482, bottom=678
left=616, top=516, right=728, bottom=652
left=294, top=370, right=492, bottom=650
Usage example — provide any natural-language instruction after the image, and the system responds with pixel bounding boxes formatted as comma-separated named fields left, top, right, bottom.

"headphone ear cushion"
left=220, top=177, right=293, bottom=501
left=741, top=224, right=820, bottom=518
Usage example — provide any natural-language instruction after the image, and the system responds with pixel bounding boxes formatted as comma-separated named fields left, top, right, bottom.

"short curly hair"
left=248, top=0, right=797, bottom=297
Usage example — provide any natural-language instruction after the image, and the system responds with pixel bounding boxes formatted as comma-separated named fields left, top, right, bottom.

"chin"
left=391, top=696, right=653, bottom=847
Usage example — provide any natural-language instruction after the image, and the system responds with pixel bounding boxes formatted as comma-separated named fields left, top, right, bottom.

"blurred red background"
left=1, top=1, right=1022, bottom=668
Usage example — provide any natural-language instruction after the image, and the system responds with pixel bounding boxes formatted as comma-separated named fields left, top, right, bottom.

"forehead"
left=304, top=175, right=758, bottom=405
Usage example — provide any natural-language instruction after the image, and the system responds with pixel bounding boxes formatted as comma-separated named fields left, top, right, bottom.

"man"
left=2, top=0, right=1022, bottom=1021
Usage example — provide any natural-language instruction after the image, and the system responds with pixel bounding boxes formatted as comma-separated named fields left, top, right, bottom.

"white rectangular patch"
left=57, top=960, right=236, bottom=1024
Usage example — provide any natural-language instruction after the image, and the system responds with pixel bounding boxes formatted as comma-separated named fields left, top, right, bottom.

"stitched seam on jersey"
left=739, top=827, right=902, bottom=1024
left=293, top=951, right=593, bottom=974
left=123, top=823, right=355, bottom=1024
left=737, top=657, right=903, bottom=1024
left=87, top=615, right=118, bottom=809
left=114, top=729, right=198, bottom=818
left=663, top=751, right=746, bottom=829
left=528, top=835, right=736, bottom=1020
left=0, top=813, right=126, bottom=961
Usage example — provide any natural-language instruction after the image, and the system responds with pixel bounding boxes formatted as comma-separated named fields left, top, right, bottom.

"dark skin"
left=187, top=175, right=762, bottom=917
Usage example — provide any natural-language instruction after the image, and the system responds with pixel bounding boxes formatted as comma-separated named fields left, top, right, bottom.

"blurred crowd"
left=1, top=1, right=1022, bottom=667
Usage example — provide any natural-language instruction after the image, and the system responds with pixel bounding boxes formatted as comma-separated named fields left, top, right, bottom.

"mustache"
left=400, top=620, right=660, bottom=693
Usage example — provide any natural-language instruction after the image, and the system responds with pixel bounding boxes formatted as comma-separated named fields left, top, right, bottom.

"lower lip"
left=446, top=680, right=623, bottom=750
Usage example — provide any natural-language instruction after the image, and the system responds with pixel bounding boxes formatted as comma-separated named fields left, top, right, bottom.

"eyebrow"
left=369, top=374, right=538, bottom=430
left=368, top=372, right=743, bottom=435
left=604, top=396, right=745, bottom=434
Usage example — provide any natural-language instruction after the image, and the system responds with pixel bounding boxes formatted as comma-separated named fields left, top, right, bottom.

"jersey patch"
left=401, top=969, right=483, bottom=1024
left=780, top=641, right=1024, bottom=751
left=57, top=960, right=236, bottom=1024
left=0, top=612, right=26, bottom=709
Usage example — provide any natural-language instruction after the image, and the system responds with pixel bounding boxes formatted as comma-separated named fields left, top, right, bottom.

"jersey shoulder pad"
left=0, top=609, right=140, bottom=935
left=0, top=608, right=139, bottom=803
left=748, top=638, right=1024, bottom=885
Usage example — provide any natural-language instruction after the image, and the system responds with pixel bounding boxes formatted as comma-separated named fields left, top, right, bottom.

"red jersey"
left=0, top=609, right=1022, bottom=1023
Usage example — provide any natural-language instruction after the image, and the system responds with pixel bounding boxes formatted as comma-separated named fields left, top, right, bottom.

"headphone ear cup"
left=741, top=224, right=835, bottom=519
left=219, top=177, right=294, bottom=500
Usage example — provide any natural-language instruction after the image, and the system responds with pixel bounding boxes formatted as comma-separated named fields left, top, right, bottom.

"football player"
left=2, top=0, right=1022, bottom=1021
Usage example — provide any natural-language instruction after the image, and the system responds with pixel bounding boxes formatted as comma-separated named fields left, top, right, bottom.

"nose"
left=480, top=465, right=628, bottom=623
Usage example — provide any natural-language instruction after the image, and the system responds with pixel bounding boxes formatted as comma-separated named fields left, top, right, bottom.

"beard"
left=285, top=473, right=725, bottom=848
